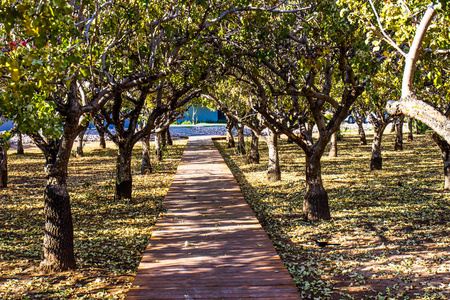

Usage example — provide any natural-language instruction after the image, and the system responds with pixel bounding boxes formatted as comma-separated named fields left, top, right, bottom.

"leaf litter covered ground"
left=215, top=132, right=450, bottom=300
left=0, top=140, right=186, bottom=299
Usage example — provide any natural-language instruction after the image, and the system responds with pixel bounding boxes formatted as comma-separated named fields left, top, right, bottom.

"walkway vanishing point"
left=126, top=136, right=300, bottom=299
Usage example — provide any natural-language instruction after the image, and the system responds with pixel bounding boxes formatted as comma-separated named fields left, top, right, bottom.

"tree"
left=338, top=1, right=450, bottom=142
left=2, top=0, right=290, bottom=271
left=210, top=2, right=368, bottom=220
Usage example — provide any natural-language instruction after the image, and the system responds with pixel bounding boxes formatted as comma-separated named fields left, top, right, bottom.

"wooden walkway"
left=126, top=136, right=300, bottom=299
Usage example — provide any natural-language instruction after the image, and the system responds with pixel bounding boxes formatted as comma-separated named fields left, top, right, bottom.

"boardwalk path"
left=126, top=136, right=299, bottom=299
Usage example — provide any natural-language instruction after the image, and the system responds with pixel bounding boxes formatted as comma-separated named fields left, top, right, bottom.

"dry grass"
left=215, top=131, right=450, bottom=300
left=0, top=140, right=186, bottom=299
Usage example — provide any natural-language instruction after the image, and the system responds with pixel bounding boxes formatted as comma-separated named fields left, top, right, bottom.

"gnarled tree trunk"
left=94, top=121, right=107, bottom=149
left=98, top=131, right=106, bottom=149
left=161, top=129, right=167, bottom=148
left=433, top=133, right=450, bottom=191
left=237, top=123, right=246, bottom=155
left=407, top=118, right=414, bottom=141
left=355, top=114, right=367, bottom=145
left=141, top=135, right=153, bottom=174
left=371, top=123, right=386, bottom=170
left=76, top=127, right=87, bottom=157
left=141, top=134, right=152, bottom=174
left=16, top=131, right=24, bottom=154
left=394, top=116, right=404, bottom=151
left=166, top=128, right=173, bottom=146
left=155, top=133, right=163, bottom=162
left=266, top=129, right=280, bottom=182
left=369, top=113, right=390, bottom=171
left=116, top=143, right=133, bottom=200
left=328, top=132, right=337, bottom=157
left=226, top=117, right=235, bottom=148
left=0, top=141, right=7, bottom=187
left=38, top=135, right=77, bottom=273
left=390, top=118, right=396, bottom=133
left=304, top=154, right=330, bottom=221
left=247, top=130, right=260, bottom=164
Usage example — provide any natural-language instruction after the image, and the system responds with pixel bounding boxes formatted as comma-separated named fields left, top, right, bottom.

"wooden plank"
left=126, top=136, right=299, bottom=299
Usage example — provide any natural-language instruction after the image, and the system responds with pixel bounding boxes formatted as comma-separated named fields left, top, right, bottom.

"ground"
left=215, top=131, right=449, bottom=300
left=1, top=131, right=449, bottom=299
left=0, top=140, right=186, bottom=299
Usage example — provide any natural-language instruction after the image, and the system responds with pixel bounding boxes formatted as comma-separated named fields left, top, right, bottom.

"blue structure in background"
left=1, top=106, right=226, bottom=132
left=0, top=120, right=14, bottom=131
left=178, top=106, right=226, bottom=123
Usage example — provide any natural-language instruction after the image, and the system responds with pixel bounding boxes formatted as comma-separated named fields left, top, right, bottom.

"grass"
left=215, top=131, right=450, bottom=300
left=0, top=140, right=186, bottom=299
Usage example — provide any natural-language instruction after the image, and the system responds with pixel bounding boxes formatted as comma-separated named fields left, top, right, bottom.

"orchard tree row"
left=0, top=0, right=449, bottom=273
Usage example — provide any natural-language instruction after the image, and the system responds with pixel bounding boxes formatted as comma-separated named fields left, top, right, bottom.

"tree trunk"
left=94, top=121, right=107, bottom=149
left=39, top=139, right=77, bottom=273
left=328, top=132, right=337, bottom=157
left=394, top=116, right=404, bottom=151
left=0, top=141, right=7, bottom=187
left=355, top=116, right=367, bottom=145
left=41, top=173, right=76, bottom=272
left=407, top=118, right=414, bottom=141
left=116, top=143, right=133, bottom=200
left=161, top=129, right=167, bottom=148
left=76, top=128, right=87, bottom=157
left=141, top=134, right=152, bottom=174
left=226, top=117, right=235, bottom=148
left=390, top=118, right=396, bottom=133
left=371, top=123, right=386, bottom=171
left=155, top=133, right=163, bottom=162
left=237, top=123, right=246, bottom=155
left=166, top=128, right=173, bottom=146
left=98, top=131, right=106, bottom=149
left=266, top=129, right=281, bottom=182
left=247, top=130, right=260, bottom=164
left=303, top=155, right=330, bottom=221
left=432, top=133, right=450, bottom=191
left=16, top=132, right=24, bottom=154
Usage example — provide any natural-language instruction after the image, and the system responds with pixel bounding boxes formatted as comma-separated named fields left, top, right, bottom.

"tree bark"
left=94, top=120, right=107, bottom=149
left=116, top=143, right=133, bottom=200
left=371, top=124, right=386, bottom=170
left=38, top=137, right=77, bottom=273
left=304, top=155, right=330, bottom=221
left=226, top=117, right=235, bottom=148
left=368, top=113, right=391, bottom=171
left=390, top=118, right=396, bottom=133
left=237, top=123, right=246, bottom=155
left=16, top=132, right=24, bottom=154
left=247, top=130, right=260, bottom=164
left=41, top=172, right=76, bottom=272
left=432, top=133, right=450, bottom=191
left=328, top=132, right=337, bottom=157
left=155, top=133, right=163, bottom=162
left=0, top=141, right=7, bottom=188
left=266, top=129, right=281, bottom=182
left=394, top=116, right=404, bottom=151
left=166, top=128, right=173, bottom=146
left=355, top=114, right=367, bottom=145
left=161, top=129, right=167, bottom=148
left=141, top=134, right=153, bottom=174
left=407, top=118, right=414, bottom=141
left=98, top=131, right=106, bottom=149
left=76, top=127, right=87, bottom=157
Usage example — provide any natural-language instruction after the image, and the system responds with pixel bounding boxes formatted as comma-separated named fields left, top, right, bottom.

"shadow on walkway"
left=126, top=136, right=299, bottom=299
